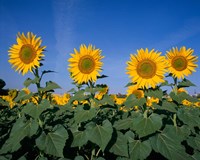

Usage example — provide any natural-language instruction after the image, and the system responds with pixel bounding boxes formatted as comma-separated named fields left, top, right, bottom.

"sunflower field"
left=0, top=32, right=200, bottom=160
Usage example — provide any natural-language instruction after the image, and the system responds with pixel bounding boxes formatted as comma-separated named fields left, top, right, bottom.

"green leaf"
left=178, top=78, right=196, bottom=88
left=14, top=90, right=33, bottom=102
left=124, top=94, right=146, bottom=108
left=36, top=126, right=68, bottom=158
left=69, top=90, right=88, bottom=102
left=125, top=130, right=135, bottom=141
left=0, top=98, right=9, bottom=106
left=95, top=157, right=106, bottom=160
left=97, top=74, right=108, bottom=79
left=0, top=79, right=6, bottom=89
left=160, top=80, right=173, bottom=87
left=113, top=118, right=133, bottom=130
left=42, top=70, right=55, bottom=75
left=187, top=135, right=200, bottom=151
left=163, top=125, right=190, bottom=141
left=22, top=100, right=49, bottom=119
left=177, top=108, right=200, bottom=128
left=23, top=77, right=39, bottom=87
left=128, top=139, right=152, bottom=160
left=192, top=151, right=200, bottom=160
left=87, top=120, right=113, bottom=151
left=150, top=126, right=193, bottom=160
left=18, top=156, right=26, bottom=160
left=109, top=131, right=129, bottom=157
left=0, top=118, right=39, bottom=153
left=37, top=157, right=48, bottom=160
left=39, top=81, right=61, bottom=92
left=74, top=156, right=85, bottom=160
left=170, top=92, right=198, bottom=104
left=71, top=130, right=88, bottom=147
left=0, top=155, right=12, bottom=160
left=125, top=82, right=137, bottom=87
left=145, top=89, right=163, bottom=100
left=74, top=108, right=96, bottom=123
left=131, top=113, right=162, bottom=138
left=100, top=94, right=115, bottom=106
left=160, top=101, right=177, bottom=112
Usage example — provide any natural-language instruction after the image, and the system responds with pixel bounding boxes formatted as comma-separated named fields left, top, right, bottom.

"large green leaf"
left=0, top=118, right=38, bottom=153
left=74, top=108, right=96, bottom=123
left=160, top=101, right=177, bottom=112
left=187, top=135, right=200, bottom=151
left=124, top=94, right=146, bottom=108
left=192, top=151, right=200, bottom=160
left=150, top=126, right=193, bottom=160
left=39, top=81, right=61, bottom=92
left=109, top=131, right=129, bottom=157
left=170, top=92, right=198, bottom=104
left=14, top=90, right=33, bottom=102
left=87, top=120, right=113, bottom=151
left=131, top=113, right=162, bottom=138
left=71, top=130, right=88, bottom=147
left=163, top=125, right=190, bottom=141
left=74, top=156, right=85, bottom=160
left=125, top=130, right=151, bottom=159
left=113, top=118, right=133, bottom=130
left=0, top=155, right=12, bottom=160
left=22, top=99, right=49, bottom=119
left=177, top=108, right=200, bottom=128
left=129, top=139, right=151, bottom=160
left=145, top=89, right=163, bottom=100
left=69, top=90, right=88, bottom=102
left=36, top=125, right=68, bottom=158
left=100, top=94, right=115, bottom=106
left=177, top=78, right=196, bottom=88
left=23, top=77, right=39, bottom=87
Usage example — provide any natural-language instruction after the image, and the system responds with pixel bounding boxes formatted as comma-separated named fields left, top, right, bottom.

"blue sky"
left=1, top=0, right=200, bottom=94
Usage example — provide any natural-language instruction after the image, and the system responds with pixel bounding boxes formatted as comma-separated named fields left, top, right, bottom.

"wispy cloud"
left=52, top=0, right=79, bottom=92
left=153, top=18, right=200, bottom=50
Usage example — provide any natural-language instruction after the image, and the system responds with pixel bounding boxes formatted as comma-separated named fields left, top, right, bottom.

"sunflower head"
left=166, top=46, right=198, bottom=79
left=68, top=44, right=104, bottom=84
left=8, top=32, right=46, bottom=75
left=126, top=48, right=167, bottom=89
left=182, top=99, right=192, bottom=106
left=126, top=85, right=144, bottom=99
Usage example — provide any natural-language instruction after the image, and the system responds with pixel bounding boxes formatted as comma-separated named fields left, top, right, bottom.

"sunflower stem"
left=173, top=77, right=178, bottom=94
left=172, top=114, right=177, bottom=127
left=144, top=109, right=148, bottom=118
left=89, top=80, right=95, bottom=98
left=33, top=68, right=42, bottom=103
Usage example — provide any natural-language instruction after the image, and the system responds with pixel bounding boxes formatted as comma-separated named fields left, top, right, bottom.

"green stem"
left=96, top=148, right=101, bottom=157
left=89, top=80, right=95, bottom=98
left=173, top=77, right=178, bottom=94
left=33, top=68, right=42, bottom=103
left=144, top=109, right=148, bottom=118
left=172, top=114, right=177, bottom=127
left=90, top=148, right=96, bottom=160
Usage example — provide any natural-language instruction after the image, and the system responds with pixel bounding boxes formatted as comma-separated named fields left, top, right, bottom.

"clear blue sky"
left=1, top=0, right=200, bottom=94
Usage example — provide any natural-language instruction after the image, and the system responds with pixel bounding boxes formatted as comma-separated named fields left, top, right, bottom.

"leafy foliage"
left=1, top=59, right=200, bottom=160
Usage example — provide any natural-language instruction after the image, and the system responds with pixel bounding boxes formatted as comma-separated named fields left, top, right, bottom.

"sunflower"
left=52, top=93, right=71, bottom=106
left=126, top=85, right=144, bottom=99
left=182, top=99, right=192, bottom=106
left=8, top=32, right=46, bottom=75
left=68, top=44, right=104, bottom=84
left=95, top=85, right=109, bottom=100
left=166, top=46, right=198, bottom=79
left=126, top=48, right=167, bottom=89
